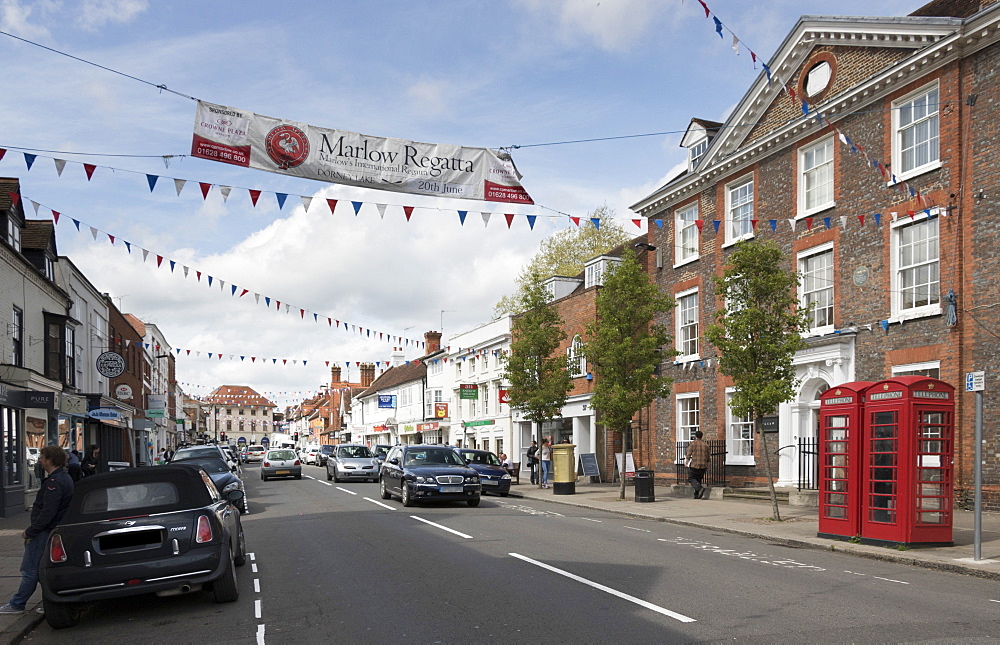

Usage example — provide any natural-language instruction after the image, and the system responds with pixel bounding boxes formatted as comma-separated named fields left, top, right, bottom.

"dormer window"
left=584, top=256, right=621, bottom=288
left=681, top=118, right=723, bottom=172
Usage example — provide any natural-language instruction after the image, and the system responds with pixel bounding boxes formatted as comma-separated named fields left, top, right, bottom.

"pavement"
left=1, top=479, right=998, bottom=643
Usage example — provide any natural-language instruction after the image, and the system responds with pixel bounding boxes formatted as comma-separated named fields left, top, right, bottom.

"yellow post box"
left=551, top=443, right=576, bottom=495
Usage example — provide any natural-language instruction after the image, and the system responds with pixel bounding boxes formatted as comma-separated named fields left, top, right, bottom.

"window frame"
left=725, top=388, right=755, bottom=466
left=890, top=210, right=941, bottom=322
left=674, top=202, right=700, bottom=267
left=892, top=81, right=941, bottom=181
left=675, top=287, right=700, bottom=362
left=798, top=136, right=835, bottom=217
left=675, top=393, right=700, bottom=464
left=567, top=334, right=586, bottom=378
left=724, top=174, right=755, bottom=246
left=797, top=242, right=835, bottom=336
left=891, top=361, right=941, bottom=379
left=11, top=306, right=23, bottom=368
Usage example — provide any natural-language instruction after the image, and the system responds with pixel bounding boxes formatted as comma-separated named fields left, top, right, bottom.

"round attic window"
left=805, top=61, right=832, bottom=97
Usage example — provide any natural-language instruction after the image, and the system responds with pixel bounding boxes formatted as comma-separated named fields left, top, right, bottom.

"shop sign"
left=378, top=395, right=396, bottom=408
left=459, top=384, right=479, bottom=400
left=60, top=393, right=87, bottom=415
left=145, top=409, right=166, bottom=418
left=96, top=351, right=126, bottom=378
left=416, top=422, right=439, bottom=432
left=88, top=408, right=121, bottom=421
left=462, top=419, right=495, bottom=428
left=115, top=384, right=133, bottom=400
left=434, top=402, right=449, bottom=418
left=148, top=394, right=167, bottom=410
left=24, top=391, right=56, bottom=409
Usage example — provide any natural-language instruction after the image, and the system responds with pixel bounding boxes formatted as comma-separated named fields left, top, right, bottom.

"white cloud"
left=0, top=0, right=53, bottom=39
left=405, top=79, right=452, bottom=118
left=77, top=0, right=147, bottom=31
left=515, top=0, right=669, bottom=52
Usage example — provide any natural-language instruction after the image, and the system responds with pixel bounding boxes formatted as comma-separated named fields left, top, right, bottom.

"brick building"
left=631, top=0, right=1000, bottom=507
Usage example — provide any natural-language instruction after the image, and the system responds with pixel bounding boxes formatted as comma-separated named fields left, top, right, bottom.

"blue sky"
left=0, top=0, right=919, bottom=405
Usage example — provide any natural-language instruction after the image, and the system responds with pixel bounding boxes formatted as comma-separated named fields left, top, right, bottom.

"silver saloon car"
left=326, top=444, right=380, bottom=483
left=260, top=449, right=302, bottom=481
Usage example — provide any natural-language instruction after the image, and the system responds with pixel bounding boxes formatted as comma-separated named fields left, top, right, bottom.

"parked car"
left=380, top=445, right=481, bottom=507
left=302, top=446, right=322, bottom=465
left=171, top=456, right=248, bottom=514
left=326, top=444, right=379, bottom=483
left=260, top=449, right=302, bottom=480
left=172, top=445, right=239, bottom=474
left=39, top=464, right=246, bottom=629
left=318, top=444, right=336, bottom=466
left=455, top=449, right=511, bottom=497
left=245, top=445, right=266, bottom=462
left=372, top=444, right=392, bottom=465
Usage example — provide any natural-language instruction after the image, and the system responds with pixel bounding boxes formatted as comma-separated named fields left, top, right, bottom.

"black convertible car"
left=380, top=444, right=481, bottom=507
left=39, top=465, right=246, bottom=629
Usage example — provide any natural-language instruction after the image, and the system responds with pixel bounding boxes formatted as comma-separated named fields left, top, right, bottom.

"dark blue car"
left=455, top=449, right=511, bottom=497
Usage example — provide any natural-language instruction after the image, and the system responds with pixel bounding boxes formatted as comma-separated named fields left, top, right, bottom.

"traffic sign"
left=966, top=371, right=985, bottom=392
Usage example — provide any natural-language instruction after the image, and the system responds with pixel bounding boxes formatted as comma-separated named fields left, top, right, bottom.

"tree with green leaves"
left=494, top=206, right=632, bottom=317
left=703, top=240, right=811, bottom=521
left=501, top=270, right=573, bottom=488
left=584, top=249, right=676, bottom=500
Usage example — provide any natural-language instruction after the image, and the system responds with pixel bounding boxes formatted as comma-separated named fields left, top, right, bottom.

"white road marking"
left=411, top=515, right=473, bottom=539
left=249, top=552, right=256, bottom=561
left=336, top=487, right=358, bottom=495
left=364, top=497, right=396, bottom=510
left=989, top=599, right=1000, bottom=604
left=256, top=624, right=265, bottom=645
left=624, top=526, right=651, bottom=533
left=254, top=599, right=262, bottom=618
left=254, top=578, right=260, bottom=593
left=509, top=553, right=696, bottom=623
left=873, top=576, right=909, bottom=585
left=304, top=475, right=314, bottom=480
left=844, top=571, right=866, bottom=576
left=581, top=518, right=602, bottom=523
left=318, top=481, right=332, bottom=486
left=251, top=563, right=258, bottom=573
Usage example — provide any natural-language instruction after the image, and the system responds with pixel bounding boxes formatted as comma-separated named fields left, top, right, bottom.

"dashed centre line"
left=624, top=526, right=651, bottom=532
left=581, top=518, right=602, bottom=523
left=364, top=497, right=396, bottom=510
left=411, top=515, right=473, bottom=539
left=254, top=598, right=262, bottom=619
left=336, top=487, right=358, bottom=495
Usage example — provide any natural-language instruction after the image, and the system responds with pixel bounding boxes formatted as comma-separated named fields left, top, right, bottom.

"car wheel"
left=261, top=474, right=267, bottom=481
left=326, top=469, right=332, bottom=481
left=43, top=599, right=80, bottom=629
left=468, top=497, right=481, bottom=507
left=379, top=477, right=391, bottom=500
left=500, top=492, right=509, bottom=497
left=234, top=525, right=247, bottom=567
left=401, top=482, right=415, bottom=507
left=294, top=474, right=302, bottom=480
left=332, top=469, right=340, bottom=483
left=213, top=547, right=239, bottom=603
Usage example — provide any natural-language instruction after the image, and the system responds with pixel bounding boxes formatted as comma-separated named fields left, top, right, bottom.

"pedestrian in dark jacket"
left=80, top=444, right=100, bottom=477
left=526, top=440, right=539, bottom=485
left=686, top=430, right=711, bottom=499
left=65, top=448, right=82, bottom=482
left=0, top=445, right=74, bottom=614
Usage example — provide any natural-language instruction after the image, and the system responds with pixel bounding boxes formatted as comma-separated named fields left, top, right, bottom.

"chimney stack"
left=391, top=346, right=405, bottom=367
left=424, top=330, right=442, bottom=353
left=360, top=363, right=376, bottom=388
left=330, top=365, right=342, bottom=384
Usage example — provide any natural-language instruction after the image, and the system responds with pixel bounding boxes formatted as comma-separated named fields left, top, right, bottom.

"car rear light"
left=49, top=534, right=67, bottom=562
left=195, top=515, right=213, bottom=543
left=263, top=461, right=270, bottom=467
left=294, top=460, right=301, bottom=466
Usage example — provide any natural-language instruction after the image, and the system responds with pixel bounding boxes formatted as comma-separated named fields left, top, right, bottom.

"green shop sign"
left=462, top=419, right=495, bottom=428
left=459, top=384, right=479, bottom=400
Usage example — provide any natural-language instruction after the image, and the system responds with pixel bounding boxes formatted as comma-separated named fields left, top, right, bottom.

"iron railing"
left=675, top=439, right=728, bottom=486
left=797, top=437, right=819, bottom=491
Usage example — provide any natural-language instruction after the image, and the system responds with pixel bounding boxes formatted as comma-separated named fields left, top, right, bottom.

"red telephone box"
left=860, top=377, right=954, bottom=546
left=817, top=382, right=873, bottom=540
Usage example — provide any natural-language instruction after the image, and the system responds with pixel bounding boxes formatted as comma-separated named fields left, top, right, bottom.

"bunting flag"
left=249, top=189, right=262, bottom=206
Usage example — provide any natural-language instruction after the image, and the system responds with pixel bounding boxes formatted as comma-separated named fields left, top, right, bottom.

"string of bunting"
left=0, top=148, right=642, bottom=231
left=8, top=190, right=434, bottom=348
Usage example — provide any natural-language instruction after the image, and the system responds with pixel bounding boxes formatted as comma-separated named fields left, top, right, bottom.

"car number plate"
left=439, top=485, right=463, bottom=493
left=276, top=470, right=289, bottom=474
left=482, top=479, right=498, bottom=486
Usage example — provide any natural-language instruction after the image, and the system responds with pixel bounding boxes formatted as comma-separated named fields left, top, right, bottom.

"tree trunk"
left=619, top=425, right=628, bottom=501
left=536, top=422, right=543, bottom=490
left=757, top=416, right=782, bottom=521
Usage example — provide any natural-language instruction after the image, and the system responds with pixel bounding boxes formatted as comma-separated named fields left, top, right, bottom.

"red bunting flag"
left=52, top=211, right=60, bottom=224
left=631, top=219, right=642, bottom=228
left=199, top=183, right=212, bottom=199
left=300, top=309, right=305, bottom=319
left=805, top=218, right=814, bottom=230
left=858, top=214, right=866, bottom=226
left=156, top=255, right=164, bottom=267
left=251, top=357, right=256, bottom=363
left=328, top=317, right=332, bottom=326
left=0, top=149, right=5, bottom=161
left=750, top=219, right=758, bottom=230
left=504, top=213, right=515, bottom=228
left=196, top=270, right=202, bottom=281
left=570, top=217, right=580, bottom=226
left=695, top=219, right=704, bottom=232
left=327, top=198, right=338, bottom=214
left=8, top=192, right=20, bottom=206
left=249, top=189, right=261, bottom=206
left=83, top=164, right=96, bottom=180
left=108, top=234, right=115, bottom=245
left=403, top=206, right=414, bottom=221
left=697, top=0, right=710, bottom=17
left=276, top=300, right=281, bottom=310
left=240, top=289, right=249, bottom=297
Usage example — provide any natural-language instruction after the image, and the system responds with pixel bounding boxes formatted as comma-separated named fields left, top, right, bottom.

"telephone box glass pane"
left=868, top=410, right=898, bottom=524
left=825, top=506, right=846, bottom=519
left=827, top=441, right=847, bottom=453
left=919, top=468, right=943, bottom=482
left=920, top=512, right=943, bottom=524
left=828, top=479, right=846, bottom=492
left=825, top=454, right=846, bottom=467
left=916, top=409, right=952, bottom=526
left=826, top=493, right=847, bottom=505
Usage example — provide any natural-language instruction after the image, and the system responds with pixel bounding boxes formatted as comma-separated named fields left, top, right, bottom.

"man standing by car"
left=80, top=444, right=100, bottom=477
left=0, top=446, right=74, bottom=614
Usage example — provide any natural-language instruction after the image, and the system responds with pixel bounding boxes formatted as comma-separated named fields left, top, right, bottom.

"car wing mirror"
left=225, top=489, right=245, bottom=503
left=388, top=457, right=400, bottom=465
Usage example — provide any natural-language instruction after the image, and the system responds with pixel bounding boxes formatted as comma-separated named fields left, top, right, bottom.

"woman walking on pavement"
left=540, top=437, right=552, bottom=489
